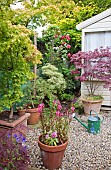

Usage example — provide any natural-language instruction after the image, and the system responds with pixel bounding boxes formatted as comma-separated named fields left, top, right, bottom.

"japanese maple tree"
left=69, top=47, right=111, bottom=96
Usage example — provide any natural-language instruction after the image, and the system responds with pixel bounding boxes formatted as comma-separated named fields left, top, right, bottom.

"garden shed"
left=76, top=8, right=111, bottom=106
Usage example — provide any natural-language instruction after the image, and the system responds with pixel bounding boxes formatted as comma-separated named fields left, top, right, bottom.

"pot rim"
left=38, top=135, right=68, bottom=152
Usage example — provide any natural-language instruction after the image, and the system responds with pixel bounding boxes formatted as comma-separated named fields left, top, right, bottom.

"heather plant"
left=0, top=125, right=30, bottom=170
left=37, top=100, right=75, bottom=146
left=69, top=47, right=111, bottom=99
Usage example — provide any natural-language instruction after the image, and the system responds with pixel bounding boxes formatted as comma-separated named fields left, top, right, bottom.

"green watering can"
left=73, top=110, right=103, bottom=134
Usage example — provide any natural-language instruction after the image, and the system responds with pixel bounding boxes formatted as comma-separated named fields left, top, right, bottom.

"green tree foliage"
left=0, top=0, right=42, bottom=118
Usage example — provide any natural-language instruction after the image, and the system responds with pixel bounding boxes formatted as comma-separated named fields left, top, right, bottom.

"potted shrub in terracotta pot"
left=37, top=100, right=75, bottom=170
left=69, top=47, right=111, bottom=115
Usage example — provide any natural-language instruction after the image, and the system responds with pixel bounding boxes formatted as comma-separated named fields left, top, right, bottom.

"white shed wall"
left=81, top=17, right=111, bottom=106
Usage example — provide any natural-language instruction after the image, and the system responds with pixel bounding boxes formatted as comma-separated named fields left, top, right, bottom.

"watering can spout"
left=72, top=113, right=88, bottom=130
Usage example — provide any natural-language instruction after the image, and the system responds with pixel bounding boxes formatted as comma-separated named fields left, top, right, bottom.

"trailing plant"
left=0, top=125, right=30, bottom=170
left=69, top=47, right=111, bottom=99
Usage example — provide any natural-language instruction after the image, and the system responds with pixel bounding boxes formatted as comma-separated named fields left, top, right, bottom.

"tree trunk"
left=9, top=106, right=14, bottom=119
left=34, top=33, right=37, bottom=98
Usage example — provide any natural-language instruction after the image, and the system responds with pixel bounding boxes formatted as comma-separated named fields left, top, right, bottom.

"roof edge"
left=76, top=8, right=111, bottom=30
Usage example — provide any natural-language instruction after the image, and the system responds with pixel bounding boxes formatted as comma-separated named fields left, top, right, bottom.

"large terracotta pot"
left=27, top=108, right=40, bottom=125
left=38, top=135, right=68, bottom=170
left=82, top=99, right=103, bottom=115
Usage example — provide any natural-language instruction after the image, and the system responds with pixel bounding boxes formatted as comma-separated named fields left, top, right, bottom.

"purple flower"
left=7, top=133, right=11, bottom=138
left=51, top=132, right=57, bottom=138
left=22, top=137, right=26, bottom=143
left=13, top=134, right=17, bottom=138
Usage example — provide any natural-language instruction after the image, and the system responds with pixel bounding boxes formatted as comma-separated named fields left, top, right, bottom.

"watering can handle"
left=90, top=110, right=98, bottom=117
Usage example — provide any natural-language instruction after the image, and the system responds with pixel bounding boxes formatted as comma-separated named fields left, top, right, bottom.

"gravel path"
left=27, top=111, right=111, bottom=170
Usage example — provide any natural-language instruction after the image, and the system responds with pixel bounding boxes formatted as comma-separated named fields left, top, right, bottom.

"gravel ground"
left=27, top=111, right=111, bottom=170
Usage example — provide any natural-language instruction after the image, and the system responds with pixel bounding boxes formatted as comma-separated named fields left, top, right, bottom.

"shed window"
left=85, top=31, right=111, bottom=51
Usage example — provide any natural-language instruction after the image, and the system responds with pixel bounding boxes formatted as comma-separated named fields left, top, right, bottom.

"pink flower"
left=71, top=70, right=75, bottom=75
left=75, top=76, right=80, bottom=80
left=57, top=104, right=62, bottom=110
left=38, top=103, right=44, bottom=108
left=53, top=100, right=60, bottom=105
left=66, top=35, right=71, bottom=41
left=71, top=107, right=75, bottom=112
left=60, top=113, right=63, bottom=116
left=37, top=103, right=44, bottom=113
left=62, top=42, right=66, bottom=46
left=45, top=134, right=49, bottom=139
left=80, top=76, right=86, bottom=82
left=56, top=111, right=60, bottom=116
left=66, top=44, right=71, bottom=49
left=37, top=107, right=43, bottom=113
left=51, top=132, right=57, bottom=138
left=67, top=53, right=71, bottom=58
left=54, top=35, right=58, bottom=38
left=60, top=35, right=66, bottom=39
left=75, top=70, right=80, bottom=74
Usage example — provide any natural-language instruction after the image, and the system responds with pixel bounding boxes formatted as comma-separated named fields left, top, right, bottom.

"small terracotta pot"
left=26, top=108, right=40, bottom=125
left=17, top=109, right=26, bottom=117
left=38, top=135, right=68, bottom=170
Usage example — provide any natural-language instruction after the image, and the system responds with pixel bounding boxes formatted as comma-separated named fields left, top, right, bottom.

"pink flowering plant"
left=37, top=100, right=75, bottom=146
left=69, top=47, right=111, bottom=100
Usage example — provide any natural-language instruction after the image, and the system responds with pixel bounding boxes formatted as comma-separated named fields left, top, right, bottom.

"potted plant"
left=16, top=105, right=26, bottom=117
left=37, top=99, right=75, bottom=170
left=69, top=47, right=111, bottom=114
left=23, top=63, right=66, bottom=125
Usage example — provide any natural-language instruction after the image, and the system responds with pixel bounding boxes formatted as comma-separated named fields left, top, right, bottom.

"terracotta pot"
left=82, top=99, right=103, bottom=115
left=26, top=108, right=40, bottom=125
left=0, top=113, right=30, bottom=137
left=38, top=135, right=68, bottom=170
left=17, top=109, right=26, bottom=117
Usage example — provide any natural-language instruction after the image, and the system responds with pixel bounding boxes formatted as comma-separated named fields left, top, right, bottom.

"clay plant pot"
left=17, top=109, right=26, bottom=117
left=0, top=113, right=30, bottom=137
left=82, top=99, right=103, bottom=115
left=38, top=135, right=68, bottom=170
left=26, top=108, right=40, bottom=125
